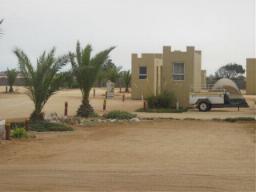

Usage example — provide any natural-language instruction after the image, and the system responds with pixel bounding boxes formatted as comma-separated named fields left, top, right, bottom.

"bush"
left=11, top=128, right=28, bottom=139
left=104, top=110, right=136, bottom=119
left=29, top=121, right=73, bottom=132
left=147, top=92, right=176, bottom=109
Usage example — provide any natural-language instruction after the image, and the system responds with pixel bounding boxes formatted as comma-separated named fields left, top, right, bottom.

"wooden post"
left=237, top=105, right=240, bottom=111
left=105, top=91, right=107, bottom=99
left=24, top=119, right=29, bottom=131
left=143, top=100, right=147, bottom=111
left=122, top=94, right=125, bottom=102
left=64, top=102, right=68, bottom=116
left=93, top=88, right=96, bottom=98
left=5, top=86, right=8, bottom=93
left=5, top=124, right=10, bottom=140
left=103, top=99, right=106, bottom=111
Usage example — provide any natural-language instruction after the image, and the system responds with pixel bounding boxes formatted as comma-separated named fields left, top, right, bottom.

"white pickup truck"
left=189, top=90, right=249, bottom=112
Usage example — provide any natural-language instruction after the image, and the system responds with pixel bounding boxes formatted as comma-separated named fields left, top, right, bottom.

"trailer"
left=189, top=90, right=249, bottom=112
left=189, top=78, right=249, bottom=112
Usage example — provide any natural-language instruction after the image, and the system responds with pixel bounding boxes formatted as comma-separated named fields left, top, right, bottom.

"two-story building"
left=131, top=46, right=203, bottom=107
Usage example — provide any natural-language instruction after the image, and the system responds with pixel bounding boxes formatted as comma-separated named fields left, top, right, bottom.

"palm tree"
left=0, top=19, right=4, bottom=36
left=69, top=41, right=115, bottom=117
left=6, top=69, right=18, bottom=93
left=122, top=70, right=131, bottom=93
left=14, top=48, right=68, bottom=121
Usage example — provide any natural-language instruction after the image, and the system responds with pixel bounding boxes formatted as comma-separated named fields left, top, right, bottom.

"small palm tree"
left=14, top=48, right=68, bottom=121
left=0, top=19, right=4, bottom=36
left=122, top=70, right=131, bottom=93
left=69, top=41, right=115, bottom=117
left=6, top=69, right=18, bottom=93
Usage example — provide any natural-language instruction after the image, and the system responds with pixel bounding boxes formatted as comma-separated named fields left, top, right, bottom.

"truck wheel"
left=198, top=102, right=210, bottom=112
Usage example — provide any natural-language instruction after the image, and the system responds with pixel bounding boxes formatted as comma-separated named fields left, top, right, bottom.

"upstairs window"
left=173, top=63, right=184, bottom=80
left=139, top=66, right=147, bottom=79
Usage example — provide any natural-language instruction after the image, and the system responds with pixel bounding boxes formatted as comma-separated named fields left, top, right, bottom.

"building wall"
left=161, top=46, right=201, bottom=107
left=246, top=58, right=256, bottom=95
left=131, top=46, right=202, bottom=107
left=131, top=53, right=162, bottom=99
left=201, top=70, right=207, bottom=88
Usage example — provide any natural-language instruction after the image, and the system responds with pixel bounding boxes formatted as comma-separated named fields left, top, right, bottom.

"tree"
left=6, top=69, right=17, bottom=93
left=215, top=63, right=245, bottom=79
left=121, top=70, right=131, bottom=92
left=0, top=19, right=3, bottom=36
left=97, top=59, right=122, bottom=86
left=69, top=41, right=115, bottom=117
left=14, top=48, right=68, bottom=121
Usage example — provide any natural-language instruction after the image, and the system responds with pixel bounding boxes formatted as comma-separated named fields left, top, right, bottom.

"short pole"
left=122, top=94, right=125, bottom=102
left=24, top=119, right=29, bottom=131
left=93, top=88, right=96, bottom=98
left=5, top=86, right=7, bottom=93
left=237, top=105, right=240, bottom=111
left=5, top=124, right=10, bottom=140
left=64, top=102, right=68, bottom=116
left=103, top=99, right=106, bottom=111
left=143, top=100, right=147, bottom=111
left=105, top=91, right=107, bottom=99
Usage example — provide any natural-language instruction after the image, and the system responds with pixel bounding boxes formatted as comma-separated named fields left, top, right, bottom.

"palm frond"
left=13, top=48, right=67, bottom=120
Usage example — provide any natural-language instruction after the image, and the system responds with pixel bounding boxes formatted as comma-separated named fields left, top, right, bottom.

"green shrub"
left=104, top=110, right=136, bottom=119
left=11, top=128, right=28, bottom=139
left=147, top=92, right=176, bottom=109
left=29, top=121, right=73, bottom=132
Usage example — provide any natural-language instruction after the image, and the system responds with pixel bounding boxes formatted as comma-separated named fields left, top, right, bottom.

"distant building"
left=131, top=46, right=202, bottom=107
left=0, top=71, right=25, bottom=86
left=246, top=58, right=256, bottom=95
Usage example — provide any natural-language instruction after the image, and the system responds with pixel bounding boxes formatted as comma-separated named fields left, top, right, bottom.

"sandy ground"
left=0, top=120, right=255, bottom=191
left=0, top=87, right=142, bottom=119
left=0, top=86, right=255, bottom=120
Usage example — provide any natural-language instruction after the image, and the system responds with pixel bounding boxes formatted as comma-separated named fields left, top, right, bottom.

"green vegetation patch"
left=104, top=110, right=136, bottom=120
left=29, top=121, right=73, bottom=132
left=146, top=92, right=176, bottom=109
left=11, top=128, right=28, bottom=139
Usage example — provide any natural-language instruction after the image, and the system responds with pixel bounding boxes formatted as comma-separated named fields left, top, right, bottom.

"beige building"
left=201, top=70, right=207, bottom=88
left=131, top=46, right=202, bottom=107
left=246, top=58, right=256, bottom=95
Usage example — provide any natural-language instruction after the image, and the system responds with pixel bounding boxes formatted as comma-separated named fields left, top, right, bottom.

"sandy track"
left=0, top=120, right=255, bottom=191
left=0, top=87, right=256, bottom=120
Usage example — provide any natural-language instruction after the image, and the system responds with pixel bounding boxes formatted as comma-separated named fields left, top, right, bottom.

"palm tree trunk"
left=30, top=106, right=44, bottom=121
left=77, top=89, right=94, bottom=117
left=125, top=85, right=129, bottom=93
left=9, top=85, right=13, bottom=93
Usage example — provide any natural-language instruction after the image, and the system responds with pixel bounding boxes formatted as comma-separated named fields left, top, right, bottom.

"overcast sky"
left=0, top=0, right=255, bottom=74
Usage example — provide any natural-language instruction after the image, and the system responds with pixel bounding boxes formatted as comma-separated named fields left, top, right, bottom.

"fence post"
left=103, top=99, right=106, bottom=111
left=93, top=88, right=96, bottom=98
left=122, top=94, right=125, bottom=102
left=5, top=123, right=10, bottom=140
left=24, top=119, right=29, bottom=131
left=143, top=100, right=147, bottom=111
left=64, top=102, right=68, bottom=116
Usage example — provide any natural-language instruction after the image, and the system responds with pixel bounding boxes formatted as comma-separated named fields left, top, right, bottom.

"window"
left=173, top=63, right=184, bottom=80
left=139, top=66, right=147, bottom=79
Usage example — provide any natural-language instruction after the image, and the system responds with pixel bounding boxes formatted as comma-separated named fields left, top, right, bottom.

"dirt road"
left=0, top=120, right=255, bottom=191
